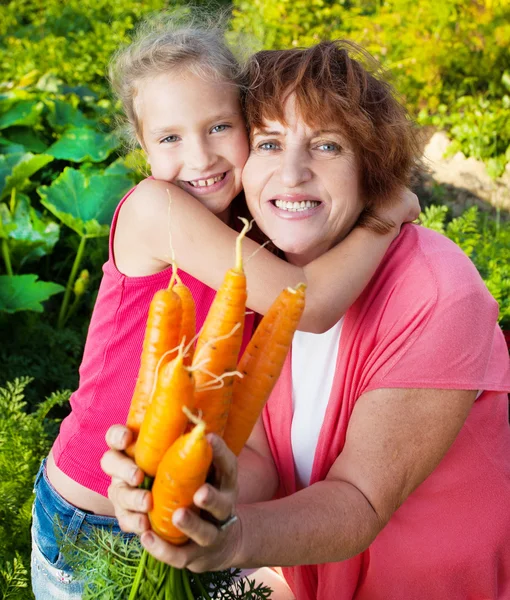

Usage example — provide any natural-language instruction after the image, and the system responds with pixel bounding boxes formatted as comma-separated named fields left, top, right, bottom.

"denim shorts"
left=31, top=458, right=133, bottom=600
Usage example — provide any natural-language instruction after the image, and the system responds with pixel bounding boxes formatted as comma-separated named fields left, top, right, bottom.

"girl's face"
left=137, top=70, right=249, bottom=222
left=242, top=94, right=364, bottom=265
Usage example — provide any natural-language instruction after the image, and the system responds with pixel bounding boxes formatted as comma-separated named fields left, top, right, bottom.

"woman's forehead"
left=249, top=91, right=348, bottom=137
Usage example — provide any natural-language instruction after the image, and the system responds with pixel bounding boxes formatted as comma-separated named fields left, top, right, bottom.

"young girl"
left=31, top=16, right=418, bottom=599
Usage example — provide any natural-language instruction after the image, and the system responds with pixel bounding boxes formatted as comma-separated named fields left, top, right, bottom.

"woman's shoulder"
left=384, top=223, right=488, bottom=298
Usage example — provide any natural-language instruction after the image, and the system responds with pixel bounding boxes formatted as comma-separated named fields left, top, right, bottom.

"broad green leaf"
left=0, top=101, right=43, bottom=129
left=2, top=127, right=47, bottom=153
left=0, top=153, right=54, bottom=200
left=0, top=274, right=64, bottom=313
left=0, top=195, right=60, bottom=266
left=0, top=203, right=16, bottom=238
left=38, top=166, right=133, bottom=237
left=0, top=138, right=25, bottom=155
left=46, top=100, right=95, bottom=131
left=104, top=157, right=134, bottom=177
left=46, top=127, right=120, bottom=163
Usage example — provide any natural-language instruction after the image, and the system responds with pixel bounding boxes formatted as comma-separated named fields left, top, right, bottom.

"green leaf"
left=0, top=274, right=64, bottom=313
left=0, top=195, right=60, bottom=267
left=0, top=139, right=25, bottom=155
left=46, top=99, right=95, bottom=131
left=502, top=71, right=510, bottom=93
left=46, top=127, right=120, bottom=163
left=38, top=166, right=132, bottom=237
left=2, top=127, right=47, bottom=153
left=0, top=153, right=54, bottom=200
left=0, top=101, right=43, bottom=129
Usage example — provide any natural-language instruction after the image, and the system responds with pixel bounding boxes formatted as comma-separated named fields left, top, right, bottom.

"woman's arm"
left=139, top=387, right=476, bottom=571
left=115, top=179, right=419, bottom=333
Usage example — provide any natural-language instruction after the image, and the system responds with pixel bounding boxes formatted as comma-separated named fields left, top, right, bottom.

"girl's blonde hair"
left=109, top=11, right=247, bottom=147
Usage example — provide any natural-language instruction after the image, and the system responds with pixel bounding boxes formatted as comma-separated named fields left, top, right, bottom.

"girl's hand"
left=101, top=425, right=152, bottom=534
left=382, top=188, right=421, bottom=231
left=141, top=434, right=242, bottom=573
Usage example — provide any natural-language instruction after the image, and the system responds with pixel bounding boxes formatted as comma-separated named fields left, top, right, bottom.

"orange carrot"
left=149, top=410, right=213, bottom=545
left=191, top=219, right=250, bottom=436
left=223, top=283, right=306, bottom=456
left=134, top=347, right=195, bottom=477
left=173, top=274, right=196, bottom=366
left=126, top=282, right=182, bottom=456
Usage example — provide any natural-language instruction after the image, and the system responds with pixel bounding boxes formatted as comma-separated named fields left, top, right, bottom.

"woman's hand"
left=101, top=425, right=243, bottom=572
left=140, top=434, right=242, bottom=572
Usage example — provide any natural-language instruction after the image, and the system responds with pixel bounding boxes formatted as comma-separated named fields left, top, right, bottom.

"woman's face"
left=242, top=95, right=365, bottom=265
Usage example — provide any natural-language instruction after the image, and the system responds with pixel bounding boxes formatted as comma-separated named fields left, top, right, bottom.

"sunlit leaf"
left=0, top=101, right=43, bottom=129
left=46, top=127, right=120, bottom=163
left=0, top=274, right=64, bottom=313
left=0, top=153, right=54, bottom=200
left=46, top=100, right=95, bottom=131
left=38, top=166, right=133, bottom=237
left=0, top=195, right=60, bottom=267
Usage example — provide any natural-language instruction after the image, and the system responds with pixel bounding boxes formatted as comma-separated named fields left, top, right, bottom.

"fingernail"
left=142, top=532, right=154, bottom=547
left=174, top=509, right=187, bottom=526
left=116, top=430, right=127, bottom=446
left=140, top=492, right=148, bottom=510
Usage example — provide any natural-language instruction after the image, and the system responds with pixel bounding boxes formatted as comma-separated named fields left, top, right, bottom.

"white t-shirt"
left=290, top=319, right=343, bottom=487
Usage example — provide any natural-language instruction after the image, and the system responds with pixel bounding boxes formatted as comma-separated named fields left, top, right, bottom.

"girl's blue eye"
left=211, top=124, right=229, bottom=133
left=161, top=135, right=179, bottom=144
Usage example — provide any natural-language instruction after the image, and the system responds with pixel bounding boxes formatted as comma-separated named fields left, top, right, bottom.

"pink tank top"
left=52, top=183, right=255, bottom=497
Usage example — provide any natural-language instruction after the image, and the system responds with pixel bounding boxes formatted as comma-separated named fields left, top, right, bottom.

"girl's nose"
left=278, top=150, right=312, bottom=188
left=186, top=138, right=217, bottom=172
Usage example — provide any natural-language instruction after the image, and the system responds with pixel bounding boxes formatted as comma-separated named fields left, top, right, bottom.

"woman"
left=102, top=41, right=510, bottom=599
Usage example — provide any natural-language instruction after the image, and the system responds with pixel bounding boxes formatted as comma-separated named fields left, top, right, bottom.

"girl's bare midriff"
left=46, top=449, right=116, bottom=517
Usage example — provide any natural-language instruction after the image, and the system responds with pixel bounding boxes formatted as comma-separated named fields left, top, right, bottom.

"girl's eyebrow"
left=149, top=112, right=242, bottom=137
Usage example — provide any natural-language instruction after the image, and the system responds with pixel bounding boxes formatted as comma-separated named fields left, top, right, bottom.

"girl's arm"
left=114, top=179, right=418, bottom=333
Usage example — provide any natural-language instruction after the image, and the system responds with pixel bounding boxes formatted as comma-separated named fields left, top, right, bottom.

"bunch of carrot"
left=125, top=219, right=305, bottom=598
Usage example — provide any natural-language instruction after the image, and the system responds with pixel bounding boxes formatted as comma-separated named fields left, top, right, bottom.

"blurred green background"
left=0, top=1, right=509, bottom=597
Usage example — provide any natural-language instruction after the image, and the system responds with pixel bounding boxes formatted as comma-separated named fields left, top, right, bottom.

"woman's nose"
left=278, top=151, right=312, bottom=187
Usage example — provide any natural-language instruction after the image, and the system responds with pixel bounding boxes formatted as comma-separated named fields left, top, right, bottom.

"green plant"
left=231, top=0, right=510, bottom=174
left=0, top=377, right=69, bottom=599
left=61, top=527, right=273, bottom=599
left=420, top=204, right=510, bottom=329
left=0, top=87, right=136, bottom=320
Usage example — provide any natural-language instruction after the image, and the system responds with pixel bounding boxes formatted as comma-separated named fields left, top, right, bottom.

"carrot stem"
left=195, top=574, right=213, bottom=599
left=235, top=218, right=252, bottom=272
left=181, top=569, right=195, bottom=600
left=128, top=547, right=148, bottom=600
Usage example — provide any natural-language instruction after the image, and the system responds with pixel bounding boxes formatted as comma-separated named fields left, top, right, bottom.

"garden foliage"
left=230, top=0, right=510, bottom=175
left=0, top=378, right=69, bottom=599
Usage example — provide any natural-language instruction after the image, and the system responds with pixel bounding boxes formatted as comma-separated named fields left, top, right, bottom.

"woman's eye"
left=316, top=142, right=340, bottom=152
left=256, top=141, right=279, bottom=151
left=211, top=124, right=229, bottom=134
left=161, top=135, right=179, bottom=144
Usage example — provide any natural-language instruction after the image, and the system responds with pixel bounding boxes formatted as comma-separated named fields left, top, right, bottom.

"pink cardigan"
left=264, top=224, right=510, bottom=600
